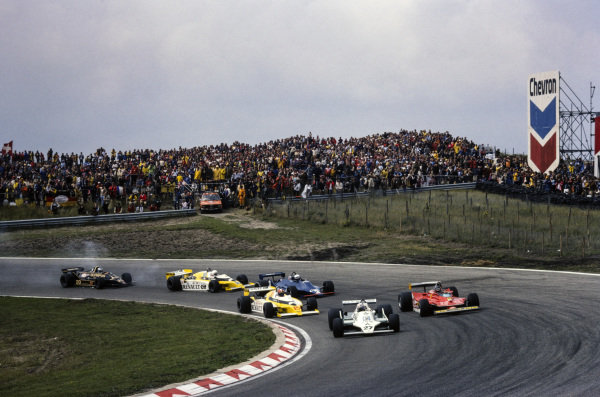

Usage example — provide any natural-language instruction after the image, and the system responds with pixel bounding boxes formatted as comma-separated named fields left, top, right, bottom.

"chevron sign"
left=528, top=70, right=560, bottom=173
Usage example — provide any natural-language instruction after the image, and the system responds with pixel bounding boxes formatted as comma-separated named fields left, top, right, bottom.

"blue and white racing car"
left=258, top=271, right=335, bottom=298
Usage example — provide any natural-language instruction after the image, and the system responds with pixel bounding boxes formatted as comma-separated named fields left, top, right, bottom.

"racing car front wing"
left=341, top=328, right=396, bottom=336
left=278, top=310, right=319, bottom=318
left=416, top=305, right=480, bottom=315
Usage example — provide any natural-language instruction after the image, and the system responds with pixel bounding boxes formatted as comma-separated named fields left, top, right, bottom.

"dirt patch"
left=215, top=213, right=290, bottom=230
left=0, top=335, right=66, bottom=374
left=285, top=243, right=370, bottom=261
left=460, top=259, right=496, bottom=267
left=0, top=220, right=260, bottom=258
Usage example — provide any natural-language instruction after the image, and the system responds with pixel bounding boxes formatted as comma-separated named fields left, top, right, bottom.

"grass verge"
left=1, top=190, right=599, bottom=272
left=0, top=297, right=274, bottom=397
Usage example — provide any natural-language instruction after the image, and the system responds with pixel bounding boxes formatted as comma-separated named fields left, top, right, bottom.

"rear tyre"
left=322, top=280, right=335, bottom=293
left=237, top=296, right=252, bottom=313
left=263, top=302, right=275, bottom=318
left=236, top=274, right=249, bottom=285
left=332, top=318, right=344, bottom=338
left=60, top=273, right=75, bottom=288
left=466, top=293, right=480, bottom=307
left=389, top=313, right=400, bottom=332
left=95, top=278, right=105, bottom=289
left=208, top=280, right=220, bottom=293
left=377, top=304, right=393, bottom=317
left=258, top=280, right=269, bottom=287
left=419, top=299, right=433, bottom=317
left=399, top=292, right=413, bottom=312
left=167, top=276, right=182, bottom=291
left=121, top=273, right=132, bottom=284
left=382, top=304, right=393, bottom=317
left=328, top=308, right=342, bottom=330
left=448, top=286, right=459, bottom=297
left=306, top=297, right=318, bottom=311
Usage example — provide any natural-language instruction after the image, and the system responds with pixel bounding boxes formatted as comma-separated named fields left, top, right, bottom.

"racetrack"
left=2, top=258, right=599, bottom=396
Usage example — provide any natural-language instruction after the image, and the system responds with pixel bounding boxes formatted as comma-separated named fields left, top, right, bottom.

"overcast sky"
left=1, top=0, right=598, bottom=156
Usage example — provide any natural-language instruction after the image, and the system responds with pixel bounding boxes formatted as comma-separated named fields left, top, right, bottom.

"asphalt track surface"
left=1, top=258, right=599, bottom=397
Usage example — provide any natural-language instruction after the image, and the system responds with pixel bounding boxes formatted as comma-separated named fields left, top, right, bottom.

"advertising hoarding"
left=528, top=70, right=560, bottom=173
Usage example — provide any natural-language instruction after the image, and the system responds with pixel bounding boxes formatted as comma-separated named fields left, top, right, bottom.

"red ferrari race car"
left=398, top=281, right=480, bottom=317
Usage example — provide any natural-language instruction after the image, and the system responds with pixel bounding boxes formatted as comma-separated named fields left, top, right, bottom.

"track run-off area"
left=1, top=258, right=599, bottom=396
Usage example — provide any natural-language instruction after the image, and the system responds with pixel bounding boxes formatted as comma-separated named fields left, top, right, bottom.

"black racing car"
left=60, top=266, right=133, bottom=289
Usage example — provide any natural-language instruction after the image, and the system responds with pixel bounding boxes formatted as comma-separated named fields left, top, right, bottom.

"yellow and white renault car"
left=165, top=268, right=253, bottom=292
left=237, top=285, right=319, bottom=318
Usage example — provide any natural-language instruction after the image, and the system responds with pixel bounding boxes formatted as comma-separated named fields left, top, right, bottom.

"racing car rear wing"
left=165, top=269, right=193, bottom=279
left=61, top=267, right=84, bottom=272
left=409, top=281, right=442, bottom=291
left=342, top=299, right=377, bottom=305
left=245, top=286, right=276, bottom=296
left=258, top=272, right=285, bottom=280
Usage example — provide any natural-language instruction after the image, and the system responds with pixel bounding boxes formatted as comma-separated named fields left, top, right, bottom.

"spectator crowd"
left=1, top=129, right=599, bottom=214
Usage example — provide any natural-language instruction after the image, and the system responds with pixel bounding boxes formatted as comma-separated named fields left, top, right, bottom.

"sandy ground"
left=0, top=211, right=341, bottom=260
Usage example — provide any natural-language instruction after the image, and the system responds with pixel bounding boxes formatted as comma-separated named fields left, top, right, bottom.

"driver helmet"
left=293, top=273, right=301, bottom=281
left=434, top=282, right=442, bottom=293
left=209, top=270, right=218, bottom=277
left=357, top=302, right=367, bottom=312
left=276, top=287, right=285, bottom=296
left=96, top=267, right=103, bottom=273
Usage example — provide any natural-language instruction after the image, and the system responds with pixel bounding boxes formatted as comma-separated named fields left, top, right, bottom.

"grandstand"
left=1, top=129, right=599, bottom=215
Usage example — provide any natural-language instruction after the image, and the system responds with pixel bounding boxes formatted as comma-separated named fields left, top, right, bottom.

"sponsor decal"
left=528, top=70, right=560, bottom=173
left=182, top=282, right=208, bottom=290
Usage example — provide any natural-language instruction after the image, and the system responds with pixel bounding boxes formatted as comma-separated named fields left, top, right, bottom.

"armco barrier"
left=0, top=209, right=197, bottom=231
left=267, top=182, right=477, bottom=203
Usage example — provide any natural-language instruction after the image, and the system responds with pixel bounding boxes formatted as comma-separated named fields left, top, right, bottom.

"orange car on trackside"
left=200, top=192, right=222, bottom=213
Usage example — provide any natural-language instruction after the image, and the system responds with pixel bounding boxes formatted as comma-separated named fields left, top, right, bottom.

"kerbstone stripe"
left=139, top=323, right=300, bottom=397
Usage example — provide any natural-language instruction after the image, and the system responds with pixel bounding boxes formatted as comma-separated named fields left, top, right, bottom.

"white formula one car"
left=327, top=299, right=400, bottom=337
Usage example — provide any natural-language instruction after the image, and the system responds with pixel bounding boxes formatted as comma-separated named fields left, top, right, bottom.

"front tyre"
left=208, top=280, right=220, bottom=293
left=238, top=296, right=252, bottom=313
left=322, top=280, right=335, bottom=293
left=288, top=286, right=299, bottom=298
left=389, top=313, right=400, bottom=332
left=466, top=293, right=480, bottom=307
left=306, top=297, right=318, bottom=311
left=263, top=302, right=275, bottom=318
left=328, top=308, right=342, bottom=330
left=332, top=318, right=344, bottom=338
left=236, top=274, right=249, bottom=285
left=121, top=273, right=132, bottom=284
left=419, top=299, right=433, bottom=317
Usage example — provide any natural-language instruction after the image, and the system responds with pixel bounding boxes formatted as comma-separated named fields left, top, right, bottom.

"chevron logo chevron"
left=529, top=132, right=557, bottom=173
left=529, top=97, right=556, bottom=140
